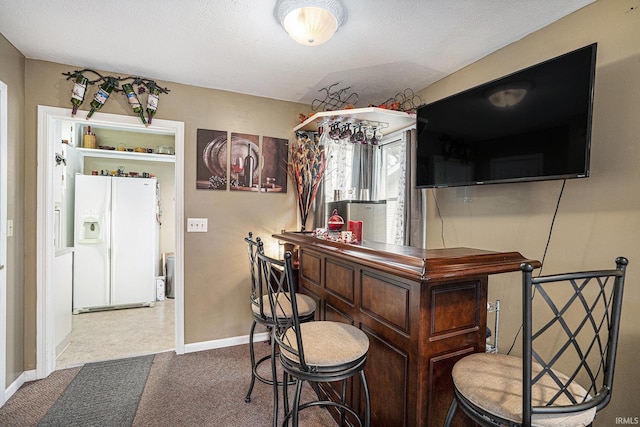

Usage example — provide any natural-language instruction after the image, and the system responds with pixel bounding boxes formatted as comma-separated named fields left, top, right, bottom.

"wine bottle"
left=243, top=143, right=256, bottom=188
left=122, top=83, right=146, bottom=125
left=70, top=74, right=88, bottom=117
left=146, top=84, right=160, bottom=126
left=86, top=78, right=117, bottom=119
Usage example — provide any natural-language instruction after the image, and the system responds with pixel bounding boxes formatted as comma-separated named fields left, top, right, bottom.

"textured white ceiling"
left=0, top=0, right=595, bottom=107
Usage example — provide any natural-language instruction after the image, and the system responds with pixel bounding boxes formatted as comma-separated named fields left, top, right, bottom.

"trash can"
left=166, top=255, right=175, bottom=298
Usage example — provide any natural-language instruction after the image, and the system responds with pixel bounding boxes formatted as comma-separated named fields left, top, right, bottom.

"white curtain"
left=351, top=143, right=379, bottom=200
left=393, top=133, right=408, bottom=245
left=326, top=141, right=350, bottom=199
left=314, top=137, right=351, bottom=228
left=394, top=128, right=421, bottom=246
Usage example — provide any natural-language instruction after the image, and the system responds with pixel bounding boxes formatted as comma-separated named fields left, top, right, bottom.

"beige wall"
left=0, top=34, right=25, bottom=388
left=3, top=0, right=638, bottom=418
left=20, top=61, right=307, bottom=367
left=416, top=0, right=639, bottom=422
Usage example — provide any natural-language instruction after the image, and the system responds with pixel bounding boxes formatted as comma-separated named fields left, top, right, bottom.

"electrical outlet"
left=186, top=218, right=208, bottom=233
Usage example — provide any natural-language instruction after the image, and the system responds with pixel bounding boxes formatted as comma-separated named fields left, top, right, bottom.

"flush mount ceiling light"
left=275, top=0, right=345, bottom=46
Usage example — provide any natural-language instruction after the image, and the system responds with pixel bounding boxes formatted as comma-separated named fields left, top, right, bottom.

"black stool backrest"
left=245, top=232, right=265, bottom=318
left=256, top=251, right=310, bottom=370
left=520, top=257, right=628, bottom=423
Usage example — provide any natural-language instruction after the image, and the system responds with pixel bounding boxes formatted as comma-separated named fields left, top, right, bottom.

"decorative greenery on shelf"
left=287, top=132, right=328, bottom=232
left=63, top=68, right=170, bottom=126
left=297, top=83, right=422, bottom=123
left=371, top=88, right=423, bottom=113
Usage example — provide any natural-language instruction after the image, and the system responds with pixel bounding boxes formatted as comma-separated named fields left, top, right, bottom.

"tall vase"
left=299, top=210, right=309, bottom=232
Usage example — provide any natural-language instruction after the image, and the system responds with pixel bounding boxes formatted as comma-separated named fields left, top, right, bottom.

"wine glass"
left=369, top=127, right=378, bottom=145
left=365, top=126, right=374, bottom=144
left=319, top=121, right=331, bottom=147
left=329, top=122, right=341, bottom=141
left=339, top=123, right=353, bottom=142
left=231, top=155, right=244, bottom=186
left=374, top=127, right=383, bottom=145
left=354, top=125, right=365, bottom=144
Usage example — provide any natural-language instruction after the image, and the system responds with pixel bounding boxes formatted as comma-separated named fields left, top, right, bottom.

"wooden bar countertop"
left=275, top=231, right=541, bottom=282
left=274, top=231, right=540, bottom=426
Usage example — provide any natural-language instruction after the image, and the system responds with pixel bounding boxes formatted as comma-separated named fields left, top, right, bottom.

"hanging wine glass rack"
left=293, top=106, right=416, bottom=141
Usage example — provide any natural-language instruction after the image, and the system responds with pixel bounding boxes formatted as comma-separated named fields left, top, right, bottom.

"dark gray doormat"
left=38, top=354, right=154, bottom=427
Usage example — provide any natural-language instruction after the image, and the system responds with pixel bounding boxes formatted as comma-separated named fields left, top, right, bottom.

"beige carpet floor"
left=0, top=343, right=338, bottom=427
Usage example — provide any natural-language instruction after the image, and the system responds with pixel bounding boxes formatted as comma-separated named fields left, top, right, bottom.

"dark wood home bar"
left=275, top=232, right=540, bottom=427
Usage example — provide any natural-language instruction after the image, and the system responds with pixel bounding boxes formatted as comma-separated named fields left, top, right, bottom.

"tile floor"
left=55, top=299, right=175, bottom=369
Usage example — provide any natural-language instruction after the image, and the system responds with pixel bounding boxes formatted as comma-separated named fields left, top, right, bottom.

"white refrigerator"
left=73, top=175, right=158, bottom=313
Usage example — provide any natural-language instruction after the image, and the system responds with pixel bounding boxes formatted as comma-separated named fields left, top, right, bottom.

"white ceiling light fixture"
left=275, top=0, right=345, bottom=46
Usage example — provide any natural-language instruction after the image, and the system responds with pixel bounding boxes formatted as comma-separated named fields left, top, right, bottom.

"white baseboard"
left=184, top=332, right=269, bottom=354
left=3, top=369, right=36, bottom=406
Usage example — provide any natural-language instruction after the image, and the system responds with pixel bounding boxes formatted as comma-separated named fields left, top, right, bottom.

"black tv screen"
left=416, top=43, right=597, bottom=188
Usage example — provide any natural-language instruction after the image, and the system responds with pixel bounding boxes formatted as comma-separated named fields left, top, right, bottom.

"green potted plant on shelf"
left=287, top=132, right=328, bottom=232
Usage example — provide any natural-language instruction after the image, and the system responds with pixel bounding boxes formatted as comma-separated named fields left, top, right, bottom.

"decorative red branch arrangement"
left=287, top=132, right=328, bottom=231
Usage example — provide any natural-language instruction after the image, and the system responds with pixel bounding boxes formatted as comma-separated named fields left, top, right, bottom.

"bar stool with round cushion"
left=444, top=257, right=628, bottom=427
left=258, top=250, right=371, bottom=427
left=243, top=232, right=316, bottom=427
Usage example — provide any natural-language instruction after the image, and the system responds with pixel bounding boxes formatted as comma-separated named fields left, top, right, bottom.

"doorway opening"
left=37, top=106, right=185, bottom=378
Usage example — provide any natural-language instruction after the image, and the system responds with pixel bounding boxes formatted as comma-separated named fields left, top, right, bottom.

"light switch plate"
left=187, top=218, right=208, bottom=232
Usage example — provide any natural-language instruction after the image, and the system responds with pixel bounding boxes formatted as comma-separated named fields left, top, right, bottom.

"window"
left=324, top=142, right=355, bottom=202
left=322, top=131, right=407, bottom=244
left=379, top=137, right=403, bottom=243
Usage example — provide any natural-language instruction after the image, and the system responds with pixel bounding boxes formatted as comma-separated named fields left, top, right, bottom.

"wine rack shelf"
left=293, top=106, right=416, bottom=134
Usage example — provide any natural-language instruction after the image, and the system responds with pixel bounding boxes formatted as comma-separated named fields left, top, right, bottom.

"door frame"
left=0, top=80, right=8, bottom=404
left=36, top=106, right=185, bottom=378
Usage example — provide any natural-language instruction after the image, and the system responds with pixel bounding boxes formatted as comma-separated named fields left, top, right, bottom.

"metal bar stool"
left=243, top=232, right=316, bottom=427
left=258, top=250, right=371, bottom=427
left=444, top=257, right=628, bottom=427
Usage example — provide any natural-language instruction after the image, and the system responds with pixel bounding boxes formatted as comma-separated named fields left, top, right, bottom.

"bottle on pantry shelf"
left=243, top=142, right=255, bottom=188
left=70, top=74, right=88, bottom=117
left=146, top=84, right=160, bottom=126
left=86, top=78, right=117, bottom=119
left=122, top=83, right=147, bottom=125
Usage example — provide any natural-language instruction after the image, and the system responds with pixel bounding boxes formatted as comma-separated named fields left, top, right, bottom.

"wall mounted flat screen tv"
left=416, top=43, right=597, bottom=188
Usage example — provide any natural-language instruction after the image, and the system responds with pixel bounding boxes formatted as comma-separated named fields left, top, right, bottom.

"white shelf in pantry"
left=293, top=106, right=417, bottom=134
left=75, top=147, right=176, bottom=163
